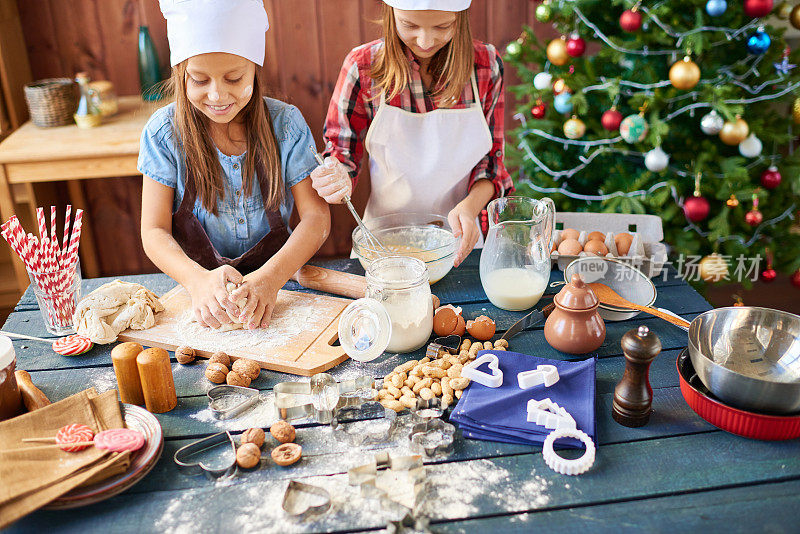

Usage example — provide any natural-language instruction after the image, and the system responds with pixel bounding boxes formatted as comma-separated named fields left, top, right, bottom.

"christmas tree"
left=505, top=0, right=800, bottom=288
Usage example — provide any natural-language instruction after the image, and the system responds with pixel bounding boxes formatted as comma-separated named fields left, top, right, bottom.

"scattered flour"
left=190, top=392, right=281, bottom=431
left=85, top=367, right=117, bottom=393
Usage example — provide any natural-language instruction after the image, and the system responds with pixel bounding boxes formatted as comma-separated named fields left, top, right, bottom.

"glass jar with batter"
left=366, top=256, right=433, bottom=354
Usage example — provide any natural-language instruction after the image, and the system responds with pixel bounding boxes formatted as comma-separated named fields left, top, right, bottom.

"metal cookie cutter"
left=425, top=334, right=462, bottom=359
left=173, top=431, right=237, bottom=479
left=275, top=372, right=377, bottom=423
left=282, top=480, right=332, bottom=520
left=331, top=401, right=397, bottom=446
left=543, top=428, right=596, bottom=476
left=408, top=418, right=456, bottom=459
left=461, top=353, right=503, bottom=388
left=409, top=397, right=446, bottom=421
left=207, top=385, right=261, bottom=419
left=349, top=452, right=427, bottom=510
left=526, top=398, right=576, bottom=431
left=388, top=512, right=432, bottom=534
left=518, top=365, right=560, bottom=390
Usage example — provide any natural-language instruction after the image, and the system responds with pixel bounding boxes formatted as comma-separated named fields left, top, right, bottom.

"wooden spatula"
left=587, top=282, right=691, bottom=329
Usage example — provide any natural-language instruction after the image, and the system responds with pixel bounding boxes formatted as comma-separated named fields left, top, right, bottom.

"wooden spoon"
left=587, top=282, right=691, bottom=329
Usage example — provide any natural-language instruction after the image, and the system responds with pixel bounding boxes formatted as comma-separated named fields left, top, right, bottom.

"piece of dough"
left=203, top=282, right=247, bottom=332
left=74, top=280, right=164, bottom=344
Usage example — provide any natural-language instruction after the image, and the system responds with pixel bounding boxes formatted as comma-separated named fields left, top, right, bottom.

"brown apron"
left=172, top=161, right=290, bottom=274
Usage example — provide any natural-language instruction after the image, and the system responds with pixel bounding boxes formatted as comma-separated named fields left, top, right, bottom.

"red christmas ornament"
left=745, top=209, right=763, bottom=226
left=684, top=196, right=710, bottom=222
left=531, top=102, right=546, bottom=119
left=791, top=269, right=800, bottom=288
left=744, top=0, right=774, bottom=17
left=620, top=9, right=642, bottom=32
left=566, top=34, right=586, bottom=57
left=601, top=108, right=623, bottom=131
left=760, top=166, right=782, bottom=189
left=761, top=268, right=777, bottom=282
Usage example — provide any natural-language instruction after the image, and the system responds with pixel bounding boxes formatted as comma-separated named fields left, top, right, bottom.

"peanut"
left=400, top=395, right=417, bottom=409
left=419, top=357, right=431, bottom=364
left=412, top=377, right=432, bottom=394
left=441, top=377, right=454, bottom=397
left=494, top=339, right=509, bottom=350
left=390, top=374, right=404, bottom=389
left=419, top=387, right=435, bottom=400
left=431, top=382, right=442, bottom=396
left=398, top=360, right=417, bottom=373
left=447, top=364, right=463, bottom=378
left=381, top=399, right=404, bottom=412
left=460, top=339, right=472, bottom=351
left=455, top=389, right=463, bottom=399
left=442, top=394, right=454, bottom=407
left=422, top=366, right=447, bottom=379
left=401, top=386, right=413, bottom=397
left=449, top=377, right=470, bottom=390
left=386, top=385, right=401, bottom=399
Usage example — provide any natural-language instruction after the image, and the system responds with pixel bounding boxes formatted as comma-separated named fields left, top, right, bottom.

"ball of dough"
left=236, top=442, right=262, bottom=469
left=241, top=427, right=265, bottom=448
left=205, top=362, right=229, bottom=384
left=226, top=370, right=251, bottom=387
left=209, top=351, right=231, bottom=367
left=175, top=346, right=195, bottom=365
left=270, top=420, right=296, bottom=443
left=232, top=358, right=260, bottom=381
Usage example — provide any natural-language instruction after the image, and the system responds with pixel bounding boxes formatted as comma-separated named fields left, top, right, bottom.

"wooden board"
left=118, top=285, right=353, bottom=376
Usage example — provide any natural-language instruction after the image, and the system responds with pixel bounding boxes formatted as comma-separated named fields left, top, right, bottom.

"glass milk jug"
left=480, top=196, right=555, bottom=311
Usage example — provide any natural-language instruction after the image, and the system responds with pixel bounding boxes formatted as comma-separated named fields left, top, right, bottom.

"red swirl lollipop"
left=52, top=334, right=93, bottom=356
left=93, top=428, right=145, bottom=452
left=55, top=423, right=94, bottom=452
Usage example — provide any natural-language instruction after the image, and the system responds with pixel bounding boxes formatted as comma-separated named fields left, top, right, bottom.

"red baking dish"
left=677, top=349, right=800, bottom=441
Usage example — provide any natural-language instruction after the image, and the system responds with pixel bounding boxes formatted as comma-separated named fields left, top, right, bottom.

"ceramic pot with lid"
left=544, top=273, right=606, bottom=354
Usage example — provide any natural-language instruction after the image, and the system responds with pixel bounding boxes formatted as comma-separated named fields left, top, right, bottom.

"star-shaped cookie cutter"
left=349, top=452, right=427, bottom=510
left=408, top=418, right=456, bottom=459
left=387, top=511, right=432, bottom=534
left=275, top=372, right=377, bottom=424
left=330, top=401, right=398, bottom=446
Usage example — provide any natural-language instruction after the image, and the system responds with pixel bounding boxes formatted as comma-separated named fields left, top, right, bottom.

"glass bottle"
left=73, top=72, right=102, bottom=128
left=138, top=25, right=162, bottom=101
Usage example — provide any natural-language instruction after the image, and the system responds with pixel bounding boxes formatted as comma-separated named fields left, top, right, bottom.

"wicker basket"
left=23, top=78, right=79, bottom=128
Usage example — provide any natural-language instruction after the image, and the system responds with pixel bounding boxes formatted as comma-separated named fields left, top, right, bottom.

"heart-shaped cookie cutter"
left=408, top=418, right=456, bottom=458
left=173, top=431, right=237, bottom=479
left=330, top=401, right=397, bottom=446
left=425, top=334, right=462, bottom=359
left=526, top=398, right=576, bottom=430
left=207, top=385, right=261, bottom=419
left=275, top=373, right=377, bottom=424
left=461, top=352, right=503, bottom=388
left=349, top=452, right=427, bottom=510
left=518, top=365, right=560, bottom=390
left=282, top=480, right=332, bottom=520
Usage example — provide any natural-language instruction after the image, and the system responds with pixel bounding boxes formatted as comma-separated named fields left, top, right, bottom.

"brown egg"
left=583, top=239, right=609, bottom=256
left=453, top=314, right=466, bottom=336
left=466, top=315, right=496, bottom=341
left=434, top=306, right=466, bottom=337
left=561, top=228, right=580, bottom=240
left=614, top=232, right=633, bottom=256
left=557, top=238, right=583, bottom=256
left=587, top=231, right=605, bottom=241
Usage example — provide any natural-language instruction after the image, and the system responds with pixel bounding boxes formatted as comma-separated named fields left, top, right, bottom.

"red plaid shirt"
left=322, top=39, right=513, bottom=198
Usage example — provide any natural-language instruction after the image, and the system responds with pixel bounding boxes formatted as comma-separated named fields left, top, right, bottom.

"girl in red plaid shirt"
left=311, top=0, right=513, bottom=267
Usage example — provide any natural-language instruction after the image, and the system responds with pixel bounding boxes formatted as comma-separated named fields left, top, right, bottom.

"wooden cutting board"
left=118, top=285, right=352, bottom=376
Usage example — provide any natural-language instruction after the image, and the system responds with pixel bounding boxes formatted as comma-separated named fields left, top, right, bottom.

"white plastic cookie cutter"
left=542, top=428, right=596, bottom=476
left=526, top=398, right=576, bottom=430
left=518, top=365, right=560, bottom=389
left=460, top=353, right=503, bottom=388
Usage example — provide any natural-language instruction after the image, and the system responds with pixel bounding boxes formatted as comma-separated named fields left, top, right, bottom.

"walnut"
left=231, top=358, right=260, bottom=380
left=241, top=428, right=265, bottom=448
left=204, top=362, right=229, bottom=384
left=208, top=351, right=231, bottom=367
left=226, top=370, right=251, bottom=387
left=175, top=346, right=195, bottom=365
left=270, top=420, right=296, bottom=444
left=271, top=443, right=302, bottom=466
left=236, top=442, right=262, bottom=469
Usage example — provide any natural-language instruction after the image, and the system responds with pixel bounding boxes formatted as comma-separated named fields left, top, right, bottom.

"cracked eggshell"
left=466, top=315, right=496, bottom=340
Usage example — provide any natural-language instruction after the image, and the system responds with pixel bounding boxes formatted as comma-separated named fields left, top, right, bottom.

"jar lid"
left=0, top=336, right=15, bottom=370
left=337, top=298, right=392, bottom=362
left=554, top=273, right=598, bottom=310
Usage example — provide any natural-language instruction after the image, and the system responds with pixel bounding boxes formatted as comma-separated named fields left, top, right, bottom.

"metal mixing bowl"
left=688, top=306, right=800, bottom=414
left=352, top=213, right=457, bottom=284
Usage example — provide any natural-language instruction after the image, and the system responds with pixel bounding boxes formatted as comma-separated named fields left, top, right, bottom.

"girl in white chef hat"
left=139, top=0, right=330, bottom=330
left=312, top=0, right=513, bottom=267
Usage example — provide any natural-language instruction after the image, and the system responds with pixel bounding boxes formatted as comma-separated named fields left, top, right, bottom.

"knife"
left=501, top=302, right=556, bottom=341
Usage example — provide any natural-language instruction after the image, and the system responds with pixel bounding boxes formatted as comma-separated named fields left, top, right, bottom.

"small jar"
left=544, top=273, right=606, bottom=354
left=0, top=336, right=24, bottom=421
left=366, top=256, right=433, bottom=354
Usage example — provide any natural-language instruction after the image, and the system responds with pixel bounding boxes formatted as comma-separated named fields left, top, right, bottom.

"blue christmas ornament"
left=553, top=92, right=573, bottom=114
left=705, top=0, right=727, bottom=17
left=747, top=29, right=771, bottom=55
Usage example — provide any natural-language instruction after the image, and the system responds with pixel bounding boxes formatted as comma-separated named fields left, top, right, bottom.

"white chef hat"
left=382, top=0, right=471, bottom=10
left=160, top=0, right=270, bottom=67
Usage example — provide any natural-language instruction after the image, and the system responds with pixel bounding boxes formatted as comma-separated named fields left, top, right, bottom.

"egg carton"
left=550, top=212, right=668, bottom=278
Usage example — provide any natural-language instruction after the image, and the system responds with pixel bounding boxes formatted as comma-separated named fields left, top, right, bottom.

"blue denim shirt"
left=137, top=97, right=317, bottom=259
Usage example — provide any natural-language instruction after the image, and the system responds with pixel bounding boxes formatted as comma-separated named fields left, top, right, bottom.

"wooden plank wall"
left=16, top=0, right=554, bottom=274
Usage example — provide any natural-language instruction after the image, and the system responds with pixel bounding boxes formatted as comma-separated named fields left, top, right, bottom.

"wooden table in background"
left=4, top=252, right=800, bottom=532
left=0, top=96, right=160, bottom=292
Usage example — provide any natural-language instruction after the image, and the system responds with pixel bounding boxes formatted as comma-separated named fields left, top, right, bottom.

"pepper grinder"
left=136, top=347, right=177, bottom=413
left=613, top=325, right=661, bottom=427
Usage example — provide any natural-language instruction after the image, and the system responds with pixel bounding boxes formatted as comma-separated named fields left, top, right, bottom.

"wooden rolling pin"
left=291, top=265, right=367, bottom=299
left=14, top=370, right=50, bottom=411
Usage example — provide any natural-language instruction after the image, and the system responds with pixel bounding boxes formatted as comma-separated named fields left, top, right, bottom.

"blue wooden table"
left=4, top=251, right=800, bottom=532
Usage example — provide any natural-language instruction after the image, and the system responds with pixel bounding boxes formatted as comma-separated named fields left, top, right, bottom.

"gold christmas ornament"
left=726, top=194, right=739, bottom=208
left=669, top=56, right=701, bottom=90
left=719, top=116, right=749, bottom=145
left=563, top=116, right=586, bottom=139
left=791, top=5, right=800, bottom=29
left=547, top=36, right=570, bottom=66
left=552, top=78, right=570, bottom=94
left=793, top=98, right=800, bottom=124
left=777, top=1, right=793, bottom=19
left=699, top=254, right=729, bottom=283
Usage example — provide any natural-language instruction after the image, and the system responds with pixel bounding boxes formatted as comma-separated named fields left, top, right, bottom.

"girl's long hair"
left=371, top=4, right=474, bottom=107
left=171, top=62, right=283, bottom=215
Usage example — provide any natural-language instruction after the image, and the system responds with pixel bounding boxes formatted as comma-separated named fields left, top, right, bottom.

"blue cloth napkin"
left=449, top=350, right=596, bottom=448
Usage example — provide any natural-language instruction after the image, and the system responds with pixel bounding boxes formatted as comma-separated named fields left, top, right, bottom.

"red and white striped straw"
left=50, top=206, right=59, bottom=260
left=61, top=205, right=72, bottom=266
left=64, top=209, right=83, bottom=272
left=36, top=208, right=47, bottom=240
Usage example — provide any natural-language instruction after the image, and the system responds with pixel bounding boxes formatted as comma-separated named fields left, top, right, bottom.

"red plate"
left=44, top=404, right=163, bottom=509
left=677, top=349, right=800, bottom=441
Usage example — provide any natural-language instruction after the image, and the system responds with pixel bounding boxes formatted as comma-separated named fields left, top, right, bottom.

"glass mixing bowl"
left=351, top=213, right=457, bottom=284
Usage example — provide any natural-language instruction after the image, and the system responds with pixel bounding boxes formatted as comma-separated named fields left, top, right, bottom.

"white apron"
left=363, top=72, right=493, bottom=246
